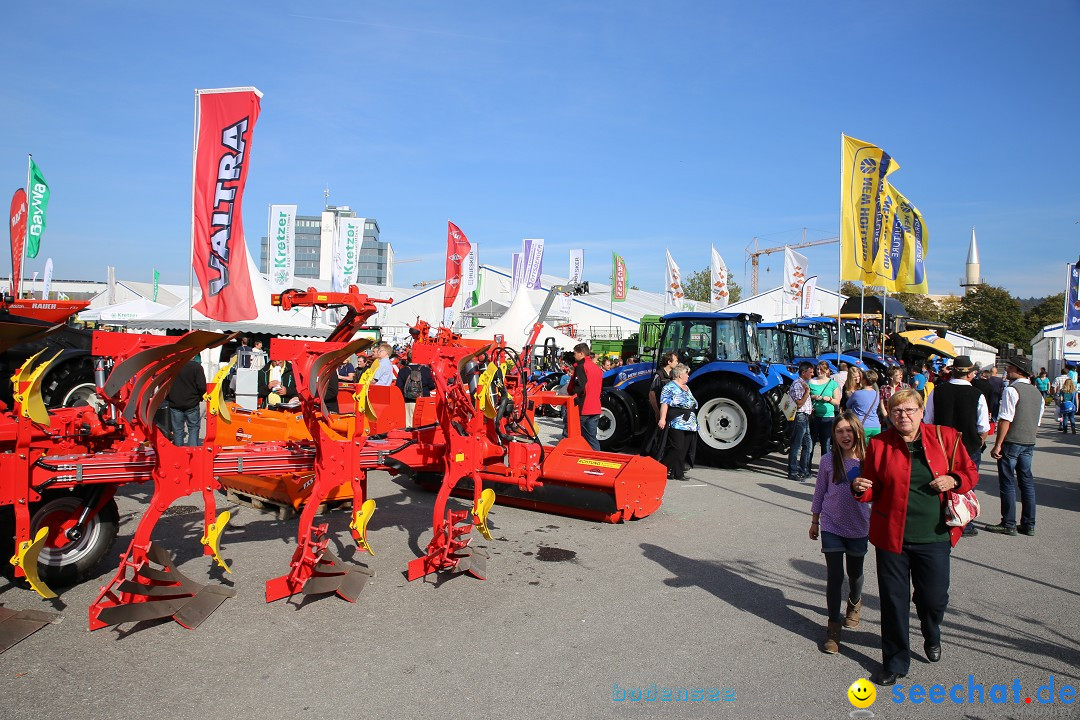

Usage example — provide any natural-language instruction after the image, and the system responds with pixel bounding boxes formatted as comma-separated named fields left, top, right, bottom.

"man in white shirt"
left=371, top=343, right=396, bottom=386
left=787, top=362, right=815, bottom=482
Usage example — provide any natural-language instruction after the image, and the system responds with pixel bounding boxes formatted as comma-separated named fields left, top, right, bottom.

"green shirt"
left=809, top=379, right=838, bottom=418
left=904, top=440, right=949, bottom=543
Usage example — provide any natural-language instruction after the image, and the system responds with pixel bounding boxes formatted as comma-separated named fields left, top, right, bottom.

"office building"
left=260, top=206, right=393, bottom=286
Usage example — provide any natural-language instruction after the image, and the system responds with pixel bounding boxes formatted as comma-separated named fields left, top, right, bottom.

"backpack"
left=404, top=366, right=425, bottom=400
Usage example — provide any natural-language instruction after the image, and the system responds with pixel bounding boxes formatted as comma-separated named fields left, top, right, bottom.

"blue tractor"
left=776, top=317, right=871, bottom=372
left=597, top=312, right=785, bottom=468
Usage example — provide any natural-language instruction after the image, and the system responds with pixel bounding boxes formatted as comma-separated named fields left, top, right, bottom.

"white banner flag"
left=333, top=216, right=364, bottom=291
left=42, top=258, right=53, bottom=299
left=800, top=275, right=818, bottom=315
left=523, top=238, right=545, bottom=289
left=568, top=249, right=584, bottom=284
left=710, top=246, right=729, bottom=308
left=462, top=244, right=479, bottom=293
left=268, top=204, right=296, bottom=294
left=556, top=294, right=572, bottom=319
left=665, top=249, right=685, bottom=307
left=784, top=246, right=808, bottom=297
left=511, top=252, right=524, bottom=299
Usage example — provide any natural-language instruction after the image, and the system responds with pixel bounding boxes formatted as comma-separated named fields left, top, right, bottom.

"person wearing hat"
left=986, top=356, right=1042, bottom=536
left=923, top=356, right=989, bottom=538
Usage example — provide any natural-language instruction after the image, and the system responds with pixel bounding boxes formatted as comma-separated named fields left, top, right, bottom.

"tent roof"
left=122, top=253, right=337, bottom=338
left=461, top=299, right=509, bottom=318
left=464, top=285, right=575, bottom=348
left=79, top=298, right=169, bottom=322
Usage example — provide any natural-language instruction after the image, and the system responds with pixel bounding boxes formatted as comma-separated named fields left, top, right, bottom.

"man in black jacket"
left=167, top=360, right=207, bottom=446
left=923, top=356, right=989, bottom=537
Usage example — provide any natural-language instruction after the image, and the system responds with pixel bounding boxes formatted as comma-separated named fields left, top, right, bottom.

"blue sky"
left=2, top=1, right=1077, bottom=299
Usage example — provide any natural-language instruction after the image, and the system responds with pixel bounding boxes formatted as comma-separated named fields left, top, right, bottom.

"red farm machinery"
left=0, top=287, right=667, bottom=650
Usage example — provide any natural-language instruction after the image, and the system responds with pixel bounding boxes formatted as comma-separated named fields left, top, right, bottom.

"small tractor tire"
left=691, top=376, right=773, bottom=468
left=40, top=356, right=99, bottom=409
left=29, top=490, right=120, bottom=588
left=597, top=388, right=639, bottom=451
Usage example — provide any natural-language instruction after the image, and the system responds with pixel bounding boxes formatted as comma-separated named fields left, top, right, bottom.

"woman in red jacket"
left=852, top=388, right=978, bottom=688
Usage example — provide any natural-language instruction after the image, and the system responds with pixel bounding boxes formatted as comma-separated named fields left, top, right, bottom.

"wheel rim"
left=62, top=382, right=101, bottom=409
left=31, top=496, right=103, bottom=568
left=698, top=397, right=748, bottom=449
left=596, top=407, right=616, bottom=442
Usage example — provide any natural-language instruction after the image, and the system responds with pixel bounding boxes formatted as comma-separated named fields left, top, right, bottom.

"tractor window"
left=759, top=328, right=783, bottom=362
left=716, top=319, right=753, bottom=362
left=790, top=332, right=817, bottom=358
left=661, top=320, right=715, bottom=370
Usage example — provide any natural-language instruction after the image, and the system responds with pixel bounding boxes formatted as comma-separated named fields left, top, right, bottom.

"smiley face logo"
left=848, top=678, right=876, bottom=708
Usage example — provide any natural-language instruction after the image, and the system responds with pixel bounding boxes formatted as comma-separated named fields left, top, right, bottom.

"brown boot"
left=823, top=621, right=842, bottom=654
left=844, top=598, right=862, bottom=628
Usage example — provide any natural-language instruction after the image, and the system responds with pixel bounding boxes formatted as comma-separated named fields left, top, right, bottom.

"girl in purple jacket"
left=809, top=410, right=870, bottom=655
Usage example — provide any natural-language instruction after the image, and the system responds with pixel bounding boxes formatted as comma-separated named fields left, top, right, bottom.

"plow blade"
left=89, top=542, right=235, bottom=630
left=0, top=605, right=61, bottom=654
left=265, top=548, right=374, bottom=603
left=417, top=439, right=668, bottom=523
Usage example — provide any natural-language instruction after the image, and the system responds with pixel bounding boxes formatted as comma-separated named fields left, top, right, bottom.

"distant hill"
left=1017, top=296, right=1050, bottom=313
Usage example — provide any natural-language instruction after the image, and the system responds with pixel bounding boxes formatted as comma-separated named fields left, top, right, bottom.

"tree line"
left=840, top=281, right=1061, bottom=350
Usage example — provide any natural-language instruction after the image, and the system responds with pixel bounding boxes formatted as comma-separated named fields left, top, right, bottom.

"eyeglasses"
left=891, top=407, right=922, bottom=417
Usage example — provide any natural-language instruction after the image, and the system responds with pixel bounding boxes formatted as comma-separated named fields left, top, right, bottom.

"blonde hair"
left=887, top=388, right=925, bottom=412
left=1064, top=378, right=1077, bottom=394
left=844, top=366, right=863, bottom=395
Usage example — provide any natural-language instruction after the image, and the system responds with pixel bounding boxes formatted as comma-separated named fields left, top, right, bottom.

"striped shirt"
left=811, top=454, right=870, bottom=539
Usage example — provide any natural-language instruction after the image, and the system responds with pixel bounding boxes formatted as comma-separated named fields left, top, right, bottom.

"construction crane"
left=744, top=230, right=838, bottom=294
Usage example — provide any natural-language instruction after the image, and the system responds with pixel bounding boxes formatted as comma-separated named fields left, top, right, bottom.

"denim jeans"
left=788, top=413, right=812, bottom=478
left=997, top=442, right=1035, bottom=530
left=580, top=413, right=600, bottom=451
left=169, top=406, right=202, bottom=447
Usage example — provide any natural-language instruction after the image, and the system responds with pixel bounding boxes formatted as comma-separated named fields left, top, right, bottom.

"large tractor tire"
left=691, top=377, right=773, bottom=469
left=29, top=490, right=120, bottom=588
left=762, top=386, right=789, bottom=456
left=597, top=388, right=640, bottom=451
left=40, top=356, right=99, bottom=409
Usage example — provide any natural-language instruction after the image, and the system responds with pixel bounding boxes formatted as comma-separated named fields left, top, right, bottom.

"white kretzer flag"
left=665, top=249, right=685, bottom=307
left=332, top=216, right=365, bottom=292
left=710, top=246, right=729, bottom=308
left=268, top=204, right=296, bottom=295
left=784, top=246, right=808, bottom=297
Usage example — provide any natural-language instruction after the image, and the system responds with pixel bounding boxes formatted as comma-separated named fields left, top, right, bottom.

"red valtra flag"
left=9, top=188, right=27, bottom=297
left=192, top=88, right=261, bottom=322
left=442, top=221, right=471, bottom=326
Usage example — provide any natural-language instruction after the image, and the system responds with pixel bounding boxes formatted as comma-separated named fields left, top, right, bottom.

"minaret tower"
left=961, top=227, right=982, bottom=294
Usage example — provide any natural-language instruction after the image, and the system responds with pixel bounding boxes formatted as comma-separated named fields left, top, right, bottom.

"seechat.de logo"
left=860, top=158, right=878, bottom=174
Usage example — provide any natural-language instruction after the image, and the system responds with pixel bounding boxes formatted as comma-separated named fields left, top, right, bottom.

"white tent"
left=78, top=298, right=169, bottom=323
left=123, top=252, right=337, bottom=337
left=464, top=285, right=575, bottom=348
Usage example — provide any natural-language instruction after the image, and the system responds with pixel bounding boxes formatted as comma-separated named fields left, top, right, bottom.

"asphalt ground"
left=2, top=418, right=1078, bottom=720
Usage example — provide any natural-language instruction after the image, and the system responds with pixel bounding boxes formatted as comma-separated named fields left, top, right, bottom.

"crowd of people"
left=798, top=353, right=1076, bottom=686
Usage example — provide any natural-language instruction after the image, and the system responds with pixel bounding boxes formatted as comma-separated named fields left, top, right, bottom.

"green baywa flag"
left=469, top=269, right=482, bottom=327
left=27, top=157, right=50, bottom=259
left=153, top=269, right=160, bottom=302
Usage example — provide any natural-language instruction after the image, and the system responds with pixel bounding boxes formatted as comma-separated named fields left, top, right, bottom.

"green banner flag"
left=153, top=269, right=160, bottom=302
left=27, top=157, right=50, bottom=259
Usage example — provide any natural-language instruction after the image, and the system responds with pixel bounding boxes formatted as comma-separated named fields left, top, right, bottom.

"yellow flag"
left=875, top=180, right=929, bottom=294
left=840, top=135, right=900, bottom=283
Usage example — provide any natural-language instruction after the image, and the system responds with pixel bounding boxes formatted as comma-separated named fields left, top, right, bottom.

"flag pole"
left=837, top=134, right=844, bottom=369
left=20, top=154, right=31, bottom=299
left=1063, top=262, right=1071, bottom=373
left=188, top=89, right=199, bottom=332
